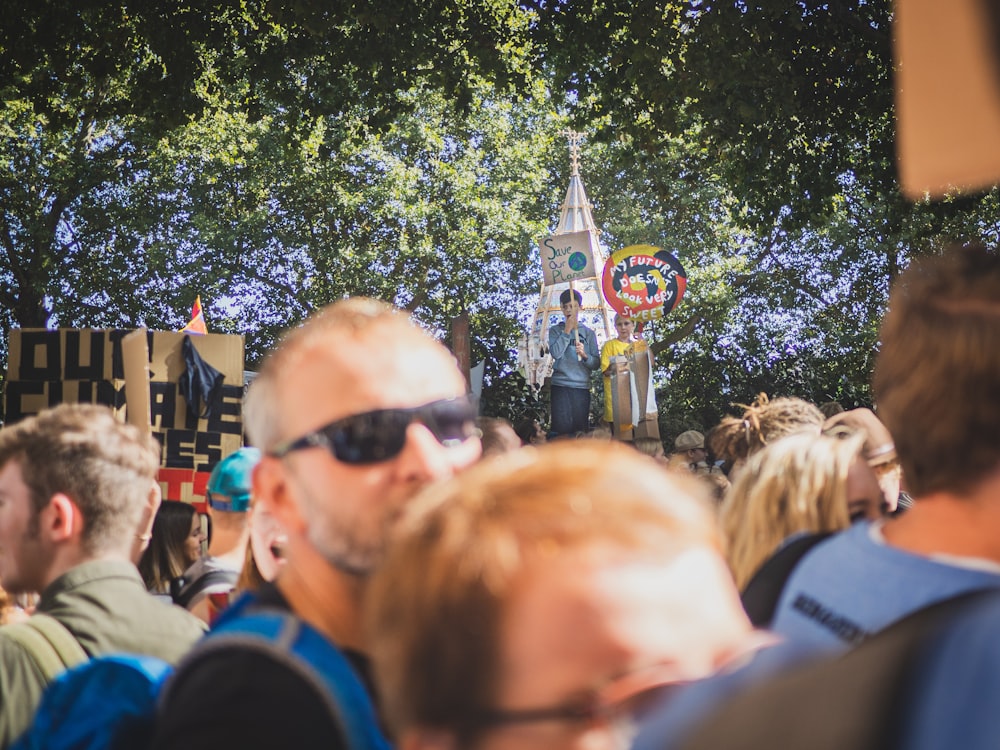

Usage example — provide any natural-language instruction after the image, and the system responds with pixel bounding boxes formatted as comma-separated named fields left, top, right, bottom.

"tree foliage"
left=0, top=0, right=537, bottom=333
left=2, top=0, right=1000, bottom=431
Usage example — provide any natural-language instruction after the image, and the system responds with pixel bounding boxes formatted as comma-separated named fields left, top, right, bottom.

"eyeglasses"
left=269, top=395, right=480, bottom=465
left=469, top=663, right=687, bottom=731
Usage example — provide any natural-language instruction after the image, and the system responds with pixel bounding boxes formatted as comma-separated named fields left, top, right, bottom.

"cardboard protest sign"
left=4, top=329, right=244, bottom=507
left=601, top=245, right=687, bottom=323
left=608, top=340, right=659, bottom=441
left=122, top=329, right=152, bottom=436
left=896, top=0, right=1000, bottom=198
left=540, top=230, right=598, bottom=285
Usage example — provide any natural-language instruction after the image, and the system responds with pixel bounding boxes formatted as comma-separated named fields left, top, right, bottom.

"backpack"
left=2, top=614, right=88, bottom=681
left=739, top=532, right=832, bottom=627
left=675, top=587, right=1000, bottom=750
left=11, top=593, right=392, bottom=750
left=170, top=565, right=239, bottom=609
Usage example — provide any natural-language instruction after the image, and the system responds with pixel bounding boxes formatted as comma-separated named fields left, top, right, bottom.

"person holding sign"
left=601, top=314, right=660, bottom=440
left=547, top=289, right=600, bottom=437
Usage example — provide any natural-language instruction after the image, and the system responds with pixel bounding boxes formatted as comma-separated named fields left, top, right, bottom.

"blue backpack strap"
left=176, top=593, right=391, bottom=750
left=11, top=654, right=173, bottom=750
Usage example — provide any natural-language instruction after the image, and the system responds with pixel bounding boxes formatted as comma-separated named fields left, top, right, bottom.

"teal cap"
left=206, top=447, right=261, bottom=512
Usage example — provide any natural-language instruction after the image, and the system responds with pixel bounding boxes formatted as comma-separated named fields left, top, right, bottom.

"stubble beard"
left=306, top=498, right=407, bottom=579
left=1, top=523, right=43, bottom=595
left=309, top=522, right=381, bottom=578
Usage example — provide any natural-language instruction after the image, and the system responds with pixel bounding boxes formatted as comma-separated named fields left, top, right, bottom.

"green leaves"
left=2, top=0, right=1000, bottom=430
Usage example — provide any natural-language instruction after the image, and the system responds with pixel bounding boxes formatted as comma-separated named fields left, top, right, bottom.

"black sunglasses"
left=269, top=395, right=480, bottom=465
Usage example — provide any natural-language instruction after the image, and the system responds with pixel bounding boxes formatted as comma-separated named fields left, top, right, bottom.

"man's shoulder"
left=0, top=622, right=50, bottom=675
left=40, top=560, right=206, bottom=662
left=773, top=523, right=1000, bottom=650
left=787, top=522, right=1000, bottom=587
left=634, top=640, right=817, bottom=750
left=173, top=589, right=367, bottom=696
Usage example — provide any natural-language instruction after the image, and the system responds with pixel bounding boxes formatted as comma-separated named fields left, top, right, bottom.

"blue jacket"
left=548, top=323, right=600, bottom=389
left=772, top=521, right=1000, bottom=653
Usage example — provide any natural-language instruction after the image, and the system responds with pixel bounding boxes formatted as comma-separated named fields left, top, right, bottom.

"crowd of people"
left=0, top=243, right=997, bottom=749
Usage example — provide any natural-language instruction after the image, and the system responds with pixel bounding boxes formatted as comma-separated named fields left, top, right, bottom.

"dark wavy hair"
left=138, top=500, right=198, bottom=594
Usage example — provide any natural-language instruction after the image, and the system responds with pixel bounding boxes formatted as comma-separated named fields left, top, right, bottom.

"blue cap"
left=206, top=447, right=261, bottom=512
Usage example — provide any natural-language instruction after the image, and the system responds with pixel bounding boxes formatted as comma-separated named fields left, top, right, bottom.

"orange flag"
left=179, top=296, right=208, bottom=335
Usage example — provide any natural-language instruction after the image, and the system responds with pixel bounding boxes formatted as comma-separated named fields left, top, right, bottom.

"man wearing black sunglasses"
left=153, top=298, right=482, bottom=750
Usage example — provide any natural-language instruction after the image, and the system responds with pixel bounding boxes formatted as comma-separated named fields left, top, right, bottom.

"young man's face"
left=0, top=460, right=48, bottom=594
left=560, top=300, right=580, bottom=319
left=686, top=447, right=707, bottom=465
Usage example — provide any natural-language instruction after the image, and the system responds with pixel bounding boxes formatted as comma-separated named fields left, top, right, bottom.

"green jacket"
left=0, top=559, right=206, bottom=747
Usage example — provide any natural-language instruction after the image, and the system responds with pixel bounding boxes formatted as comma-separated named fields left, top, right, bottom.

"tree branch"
left=651, top=313, right=701, bottom=355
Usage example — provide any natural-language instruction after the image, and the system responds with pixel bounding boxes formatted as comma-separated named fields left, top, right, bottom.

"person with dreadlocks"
left=708, top=394, right=824, bottom=478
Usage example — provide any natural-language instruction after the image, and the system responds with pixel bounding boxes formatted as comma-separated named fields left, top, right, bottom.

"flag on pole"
left=179, top=296, right=208, bottom=335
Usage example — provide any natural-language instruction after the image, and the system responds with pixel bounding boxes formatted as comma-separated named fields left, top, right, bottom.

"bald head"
left=244, top=298, right=463, bottom=451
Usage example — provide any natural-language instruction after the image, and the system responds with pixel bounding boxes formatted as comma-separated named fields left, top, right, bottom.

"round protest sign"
left=601, top=245, right=687, bottom=322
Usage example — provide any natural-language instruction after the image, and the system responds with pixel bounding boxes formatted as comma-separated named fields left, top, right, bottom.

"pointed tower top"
left=558, top=129, right=585, bottom=176
left=554, top=130, right=598, bottom=236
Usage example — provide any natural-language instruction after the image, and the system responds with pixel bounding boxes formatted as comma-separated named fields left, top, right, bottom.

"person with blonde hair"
left=366, top=440, right=772, bottom=750
left=600, top=314, right=659, bottom=440
left=633, top=436, right=667, bottom=462
left=765, top=244, right=1000, bottom=654
left=722, top=432, right=883, bottom=593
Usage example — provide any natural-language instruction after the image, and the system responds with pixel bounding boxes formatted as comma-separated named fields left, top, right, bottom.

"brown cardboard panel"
left=3, top=380, right=127, bottom=423
left=149, top=382, right=244, bottom=436
left=896, top=0, right=1000, bottom=198
left=5, top=328, right=245, bottom=505
left=154, top=430, right=240, bottom=504
left=8, top=329, right=147, bottom=382
left=148, top=332, right=244, bottom=384
left=63, top=329, right=109, bottom=380
left=8, top=330, right=63, bottom=381
left=6, top=329, right=244, bottom=385
left=62, top=380, right=127, bottom=413
left=4, top=380, right=55, bottom=422
left=122, top=329, right=152, bottom=434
